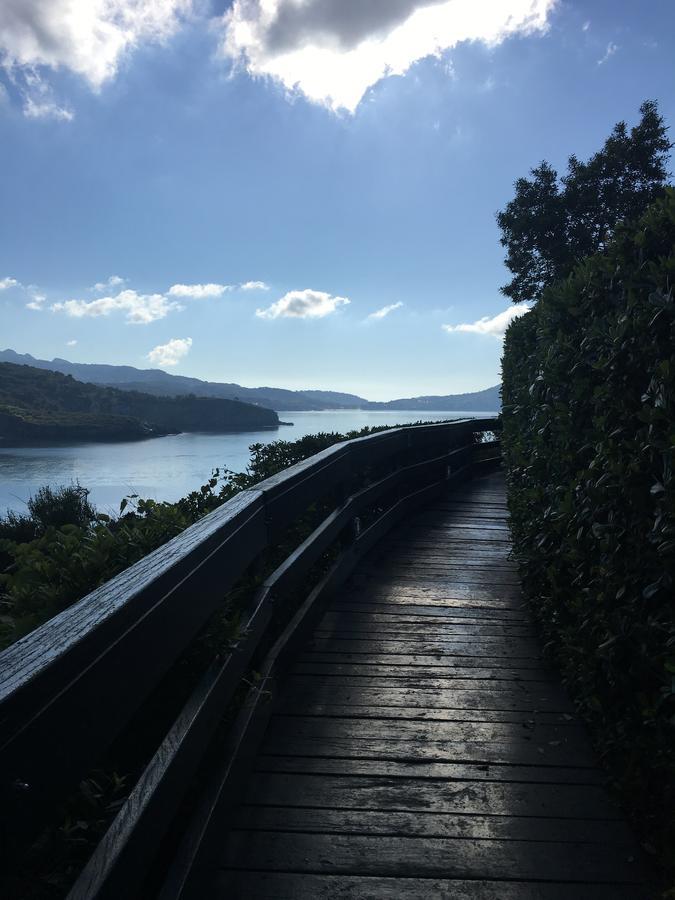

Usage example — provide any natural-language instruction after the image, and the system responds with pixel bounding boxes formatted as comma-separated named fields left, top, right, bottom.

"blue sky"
left=0, top=0, right=673, bottom=400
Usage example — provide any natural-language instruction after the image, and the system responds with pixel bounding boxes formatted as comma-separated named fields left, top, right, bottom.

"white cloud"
left=168, top=282, right=232, bottom=298
left=93, top=274, right=126, bottom=292
left=220, top=0, right=556, bottom=113
left=3, top=65, right=75, bottom=120
left=0, top=1, right=192, bottom=91
left=23, top=95, right=74, bottom=121
left=256, top=288, right=350, bottom=320
left=67, top=339, right=78, bottom=346
left=147, top=337, right=192, bottom=367
left=0, top=276, right=49, bottom=310
left=597, top=41, right=618, bottom=65
left=442, top=305, right=529, bottom=337
left=240, top=280, right=270, bottom=291
left=26, top=291, right=46, bottom=310
left=368, top=301, right=403, bottom=320
left=52, top=289, right=181, bottom=324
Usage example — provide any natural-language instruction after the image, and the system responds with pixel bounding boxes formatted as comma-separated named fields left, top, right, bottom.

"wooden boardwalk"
left=192, top=471, right=651, bottom=899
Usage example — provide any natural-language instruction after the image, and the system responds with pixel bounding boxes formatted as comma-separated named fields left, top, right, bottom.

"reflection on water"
left=0, top=409, right=496, bottom=515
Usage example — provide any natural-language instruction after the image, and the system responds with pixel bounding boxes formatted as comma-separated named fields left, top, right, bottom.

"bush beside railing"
left=501, top=189, right=675, bottom=871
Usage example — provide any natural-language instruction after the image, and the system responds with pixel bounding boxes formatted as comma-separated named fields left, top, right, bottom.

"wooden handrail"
left=0, top=416, right=500, bottom=898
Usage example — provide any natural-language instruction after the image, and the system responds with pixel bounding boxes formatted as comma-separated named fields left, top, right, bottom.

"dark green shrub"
left=0, top=510, right=39, bottom=545
left=501, top=188, right=675, bottom=869
left=26, top=484, right=96, bottom=531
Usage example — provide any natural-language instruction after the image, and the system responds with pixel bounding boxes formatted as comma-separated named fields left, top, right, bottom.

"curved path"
left=192, top=471, right=651, bottom=899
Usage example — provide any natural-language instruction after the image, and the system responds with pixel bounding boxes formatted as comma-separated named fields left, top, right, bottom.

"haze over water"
left=0, top=410, right=495, bottom=516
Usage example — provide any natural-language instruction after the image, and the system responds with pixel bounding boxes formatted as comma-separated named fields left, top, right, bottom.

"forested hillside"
left=0, top=363, right=279, bottom=444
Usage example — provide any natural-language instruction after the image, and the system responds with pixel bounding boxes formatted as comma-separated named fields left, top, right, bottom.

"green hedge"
left=501, top=188, right=675, bottom=868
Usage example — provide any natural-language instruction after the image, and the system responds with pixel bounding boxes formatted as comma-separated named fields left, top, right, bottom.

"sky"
left=0, top=0, right=673, bottom=401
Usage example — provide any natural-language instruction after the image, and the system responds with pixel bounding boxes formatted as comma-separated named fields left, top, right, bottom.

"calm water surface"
left=0, top=410, right=496, bottom=515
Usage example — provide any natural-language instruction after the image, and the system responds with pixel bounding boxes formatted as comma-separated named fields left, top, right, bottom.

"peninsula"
left=0, top=362, right=279, bottom=445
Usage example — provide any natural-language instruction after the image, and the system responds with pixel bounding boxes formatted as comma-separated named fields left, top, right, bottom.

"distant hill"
left=368, top=385, right=500, bottom=411
left=0, top=362, right=278, bottom=445
left=0, top=350, right=501, bottom=413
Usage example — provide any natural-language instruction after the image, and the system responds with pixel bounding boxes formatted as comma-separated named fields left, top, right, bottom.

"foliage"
left=501, top=188, right=675, bottom=871
left=497, top=100, right=672, bottom=303
left=26, top=484, right=97, bottom=531
left=5, top=772, right=128, bottom=900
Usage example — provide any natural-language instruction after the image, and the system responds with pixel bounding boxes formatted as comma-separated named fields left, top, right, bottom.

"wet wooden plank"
left=317, top=614, right=536, bottom=638
left=233, top=805, right=632, bottom=844
left=379, top=544, right=514, bottom=560
left=358, top=567, right=521, bottom=585
left=276, top=706, right=575, bottom=726
left=263, top=716, right=592, bottom=755
left=255, top=753, right=607, bottom=785
left=254, top=754, right=605, bottom=785
left=261, top=736, right=596, bottom=768
left=350, top=586, right=524, bottom=605
left=290, top=662, right=556, bottom=681
left=277, top=676, right=574, bottom=711
left=304, top=636, right=545, bottom=658
left=328, top=600, right=528, bottom=619
left=297, top=651, right=551, bottom=670
left=213, top=872, right=645, bottom=899
left=217, top=832, right=644, bottom=883
left=242, top=770, right=617, bottom=818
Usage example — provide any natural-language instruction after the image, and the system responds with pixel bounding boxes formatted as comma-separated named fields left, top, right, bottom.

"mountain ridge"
left=0, top=350, right=500, bottom=412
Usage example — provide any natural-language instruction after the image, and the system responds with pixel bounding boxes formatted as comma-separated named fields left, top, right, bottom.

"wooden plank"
left=276, top=706, right=574, bottom=726
left=276, top=678, right=574, bottom=711
left=329, top=601, right=528, bottom=620
left=290, top=663, right=555, bottom=682
left=359, top=568, right=521, bottom=585
left=260, top=734, right=595, bottom=767
left=212, top=872, right=645, bottom=899
left=370, top=560, right=518, bottom=574
left=217, top=832, right=645, bottom=883
left=297, top=652, right=549, bottom=670
left=313, top=627, right=537, bottom=641
left=310, top=632, right=538, bottom=648
left=317, top=614, right=535, bottom=638
left=322, top=608, right=529, bottom=625
left=254, top=754, right=604, bottom=785
left=352, top=584, right=523, bottom=603
left=304, top=637, right=544, bottom=658
left=380, top=542, right=513, bottom=557
left=439, top=501, right=508, bottom=510
left=411, top=526, right=511, bottom=539
left=263, top=716, right=592, bottom=755
left=388, top=526, right=510, bottom=536
left=233, top=805, right=633, bottom=844
left=377, top=551, right=515, bottom=565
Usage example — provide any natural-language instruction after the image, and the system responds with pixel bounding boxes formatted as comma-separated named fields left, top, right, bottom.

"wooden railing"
left=0, top=417, right=500, bottom=899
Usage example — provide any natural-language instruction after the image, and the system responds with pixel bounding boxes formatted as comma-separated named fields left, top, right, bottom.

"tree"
left=497, top=100, right=672, bottom=303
